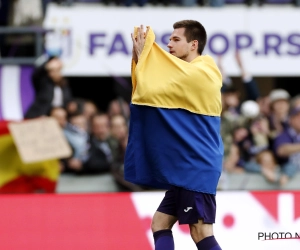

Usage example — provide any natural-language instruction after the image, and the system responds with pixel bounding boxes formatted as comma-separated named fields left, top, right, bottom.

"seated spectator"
left=25, top=56, right=72, bottom=118
left=66, top=98, right=86, bottom=116
left=64, top=112, right=89, bottom=163
left=221, top=84, right=246, bottom=159
left=230, top=125, right=252, bottom=168
left=66, top=98, right=98, bottom=129
left=49, top=106, right=68, bottom=129
left=83, top=99, right=98, bottom=121
left=67, top=113, right=118, bottom=174
left=110, top=115, right=128, bottom=147
left=290, top=94, right=300, bottom=109
left=274, top=106, right=300, bottom=186
left=107, top=98, right=130, bottom=121
left=257, top=94, right=271, bottom=117
left=256, top=150, right=281, bottom=184
left=230, top=117, right=275, bottom=176
left=223, top=144, right=244, bottom=173
left=268, top=89, right=290, bottom=140
left=83, top=99, right=98, bottom=130
left=109, top=115, right=142, bottom=190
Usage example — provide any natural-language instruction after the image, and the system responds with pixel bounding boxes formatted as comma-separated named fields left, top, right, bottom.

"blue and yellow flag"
left=124, top=27, right=223, bottom=194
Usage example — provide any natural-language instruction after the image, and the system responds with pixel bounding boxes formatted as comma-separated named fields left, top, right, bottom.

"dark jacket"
left=79, top=136, right=118, bottom=174
left=25, top=76, right=72, bottom=118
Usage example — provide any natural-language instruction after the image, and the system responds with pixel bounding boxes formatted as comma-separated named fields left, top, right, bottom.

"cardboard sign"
left=8, top=117, right=72, bottom=163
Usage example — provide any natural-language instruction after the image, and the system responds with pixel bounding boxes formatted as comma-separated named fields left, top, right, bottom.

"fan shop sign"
left=44, top=5, right=300, bottom=76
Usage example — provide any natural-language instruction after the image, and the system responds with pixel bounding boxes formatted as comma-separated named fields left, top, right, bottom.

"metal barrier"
left=0, top=27, right=53, bottom=65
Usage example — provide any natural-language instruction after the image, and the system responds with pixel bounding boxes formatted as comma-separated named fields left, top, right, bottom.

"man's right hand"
left=131, top=25, right=149, bottom=63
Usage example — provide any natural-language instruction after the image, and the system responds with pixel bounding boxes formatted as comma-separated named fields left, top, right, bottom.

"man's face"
left=46, top=58, right=63, bottom=83
left=272, top=99, right=290, bottom=115
left=92, top=115, right=110, bottom=141
left=70, top=115, right=87, bottom=132
left=111, top=115, right=128, bottom=141
left=167, top=28, right=192, bottom=61
left=223, top=92, right=239, bottom=108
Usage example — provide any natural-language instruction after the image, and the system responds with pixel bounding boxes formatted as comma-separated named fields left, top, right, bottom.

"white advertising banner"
left=131, top=191, right=300, bottom=250
left=44, top=4, right=300, bottom=76
left=1, top=191, right=300, bottom=249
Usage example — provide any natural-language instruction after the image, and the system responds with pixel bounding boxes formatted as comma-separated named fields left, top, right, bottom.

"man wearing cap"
left=268, top=89, right=291, bottom=140
left=273, top=106, right=300, bottom=186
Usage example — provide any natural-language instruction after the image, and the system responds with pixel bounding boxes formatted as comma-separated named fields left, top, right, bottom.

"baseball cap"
left=269, top=89, right=290, bottom=103
left=289, top=106, right=300, bottom=117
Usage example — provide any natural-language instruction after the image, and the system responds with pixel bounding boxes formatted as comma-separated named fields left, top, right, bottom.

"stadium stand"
left=0, top=0, right=300, bottom=194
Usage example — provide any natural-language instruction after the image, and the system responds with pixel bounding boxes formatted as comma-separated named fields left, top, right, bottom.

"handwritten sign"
left=8, top=117, right=72, bottom=163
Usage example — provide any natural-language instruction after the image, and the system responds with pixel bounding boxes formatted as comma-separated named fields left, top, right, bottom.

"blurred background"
left=0, top=1, right=300, bottom=249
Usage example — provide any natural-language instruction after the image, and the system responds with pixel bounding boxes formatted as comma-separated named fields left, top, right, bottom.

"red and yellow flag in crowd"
left=0, top=121, right=60, bottom=193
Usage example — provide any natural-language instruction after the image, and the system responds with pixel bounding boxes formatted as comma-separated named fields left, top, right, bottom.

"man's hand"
left=131, top=25, right=149, bottom=63
left=68, top=158, right=83, bottom=171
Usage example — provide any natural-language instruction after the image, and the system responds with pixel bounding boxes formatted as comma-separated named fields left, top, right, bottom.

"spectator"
left=109, top=115, right=144, bottom=191
left=234, top=51, right=260, bottom=101
left=256, top=150, right=281, bottom=184
left=66, top=98, right=86, bottom=116
left=219, top=51, right=260, bottom=102
left=290, top=94, right=300, bottom=109
left=228, top=116, right=277, bottom=180
left=49, top=106, right=67, bottom=128
left=64, top=112, right=89, bottom=166
left=268, top=89, right=290, bottom=141
left=110, top=115, right=128, bottom=148
left=83, top=99, right=98, bottom=130
left=10, top=0, right=43, bottom=27
left=257, top=94, right=271, bottom=117
left=223, top=144, right=244, bottom=173
left=67, top=113, right=118, bottom=174
left=107, top=98, right=130, bottom=121
left=219, top=51, right=259, bottom=159
left=25, top=56, right=72, bottom=118
left=274, top=106, right=300, bottom=186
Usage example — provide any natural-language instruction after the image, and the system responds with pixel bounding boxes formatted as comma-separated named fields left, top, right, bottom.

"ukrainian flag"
left=124, top=27, right=223, bottom=194
left=0, top=121, right=60, bottom=193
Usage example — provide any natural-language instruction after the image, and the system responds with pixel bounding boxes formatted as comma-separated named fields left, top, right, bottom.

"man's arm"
left=277, top=143, right=300, bottom=157
left=235, top=50, right=260, bottom=101
left=132, top=48, right=138, bottom=64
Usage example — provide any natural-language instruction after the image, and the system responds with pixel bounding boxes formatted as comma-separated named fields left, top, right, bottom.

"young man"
left=125, top=20, right=223, bottom=250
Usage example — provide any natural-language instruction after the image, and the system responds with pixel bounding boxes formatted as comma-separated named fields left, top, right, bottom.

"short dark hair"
left=173, top=20, right=207, bottom=55
left=91, top=112, right=108, bottom=123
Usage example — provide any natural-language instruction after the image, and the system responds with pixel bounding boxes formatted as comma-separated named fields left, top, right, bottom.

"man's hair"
left=91, top=112, right=109, bottom=123
left=173, top=20, right=207, bottom=55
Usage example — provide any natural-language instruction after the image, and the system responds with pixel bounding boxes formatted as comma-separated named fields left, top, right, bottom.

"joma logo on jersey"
left=184, top=207, right=193, bottom=212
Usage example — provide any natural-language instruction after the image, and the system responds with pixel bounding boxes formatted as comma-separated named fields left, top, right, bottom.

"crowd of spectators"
left=220, top=52, right=300, bottom=188
left=1, top=0, right=300, bottom=193
left=25, top=55, right=145, bottom=191
left=24, top=52, right=300, bottom=192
